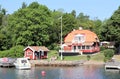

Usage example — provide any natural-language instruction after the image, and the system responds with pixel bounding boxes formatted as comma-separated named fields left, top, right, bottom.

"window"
left=41, top=51, right=44, bottom=56
left=21, top=60, right=27, bottom=63
left=86, top=46, right=90, bottom=49
left=78, top=46, right=81, bottom=49
left=74, top=34, right=85, bottom=43
left=82, top=46, right=85, bottom=49
left=73, top=46, right=76, bottom=50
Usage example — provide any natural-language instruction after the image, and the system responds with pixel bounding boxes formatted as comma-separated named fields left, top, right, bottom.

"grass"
left=90, top=53, right=104, bottom=61
left=63, top=55, right=87, bottom=61
left=48, top=50, right=105, bottom=61
left=48, top=50, right=58, bottom=57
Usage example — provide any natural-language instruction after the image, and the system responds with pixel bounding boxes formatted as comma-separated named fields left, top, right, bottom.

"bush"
left=87, top=55, right=91, bottom=61
left=103, top=49, right=115, bottom=62
left=0, top=45, right=24, bottom=58
left=100, top=46, right=106, bottom=51
left=48, top=43, right=60, bottom=50
left=104, top=49, right=114, bottom=57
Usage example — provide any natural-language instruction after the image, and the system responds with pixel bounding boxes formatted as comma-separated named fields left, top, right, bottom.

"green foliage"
left=62, top=13, right=77, bottom=37
left=76, top=12, right=95, bottom=30
left=91, top=53, right=104, bottom=61
left=6, top=2, right=53, bottom=47
left=104, top=49, right=114, bottom=58
left=0, top=1, right=120, bottom=58
left=0, top=6, right=6, bottom=26
left=103, top=49, right=115, bottom=62
left=21, top=2, right=27, bottom=9
left=48, top=43, right=60, bottom=50
left=0, top=2, right=104, bottom=51
left=87, top=55, right=91, bottom=61
left=0, top=45, right=24, bottom=58
left=100, top=46, right=106, bottom=51
left=101, top=6, right=120, bottom=47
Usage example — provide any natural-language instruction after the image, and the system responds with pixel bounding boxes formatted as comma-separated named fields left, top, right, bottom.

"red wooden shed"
left=24, top=46, right=49, bottom=60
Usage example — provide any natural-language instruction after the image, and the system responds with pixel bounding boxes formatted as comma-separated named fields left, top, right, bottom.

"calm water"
left=0, top=65, right=120, bottom=79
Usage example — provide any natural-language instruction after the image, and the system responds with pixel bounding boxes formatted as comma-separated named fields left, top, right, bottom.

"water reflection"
left=0, top=68, right=16, bottom=79
left=1, top=65, right=120, bottom=79
left=15, top=69, right=34, bottom=79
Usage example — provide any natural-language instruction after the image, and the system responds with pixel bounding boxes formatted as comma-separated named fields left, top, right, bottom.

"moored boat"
left=0, top=57, right=15, bottom=67
left=14, top=58, right=31, bottom=69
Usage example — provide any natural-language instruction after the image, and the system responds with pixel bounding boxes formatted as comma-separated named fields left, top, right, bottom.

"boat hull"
left=15, top=66, right=31, bottom=70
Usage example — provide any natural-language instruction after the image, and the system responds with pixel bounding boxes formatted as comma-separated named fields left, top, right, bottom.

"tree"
left=101, top=6, right=120, bottom=47
left=1, top=8, right=7, bottom=15
left=22, top=2, right=27, bottom=9
left=0, top=45, right=24, bottom=57
left=49, top=10, right=63, bottom=44
left=76, top=13, right=95, bottom=29
left=71, top=10, right=76, bottom=18
left=62, top=13, right=77, bottom=37
left=92, top=19, right=102, bottom=40
left=7, top=2, right=53, bottom=47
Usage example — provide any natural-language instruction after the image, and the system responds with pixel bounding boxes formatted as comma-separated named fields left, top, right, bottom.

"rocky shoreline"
left=84, top=60, right=105, bottom=65
left=30, top=60, right=105, bottom=67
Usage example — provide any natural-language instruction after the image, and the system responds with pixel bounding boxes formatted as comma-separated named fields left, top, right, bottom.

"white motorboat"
left=14, top=58, right=31, bottom=69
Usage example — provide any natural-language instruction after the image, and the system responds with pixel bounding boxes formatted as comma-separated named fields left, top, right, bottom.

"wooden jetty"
left=105, top=60, right=120, bottom=69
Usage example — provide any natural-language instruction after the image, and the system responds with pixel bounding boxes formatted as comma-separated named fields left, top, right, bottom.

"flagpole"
left=60, top=16, right=63, bottom=60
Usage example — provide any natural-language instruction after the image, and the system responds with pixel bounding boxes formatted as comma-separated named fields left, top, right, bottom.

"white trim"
left=72, top=34, right=85, bottom=43
left=24, top=46, right=35, bottom=52
left=33, top=51, right=35, bottom=59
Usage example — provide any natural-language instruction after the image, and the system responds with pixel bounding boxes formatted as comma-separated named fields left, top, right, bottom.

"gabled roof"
left=64, top=29, right=99, bottom=43
left=24, top=46, right=49, bottom=52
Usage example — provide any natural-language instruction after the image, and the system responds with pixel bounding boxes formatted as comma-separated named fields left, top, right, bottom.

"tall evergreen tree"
left=22, top=2, right=27, bottom=9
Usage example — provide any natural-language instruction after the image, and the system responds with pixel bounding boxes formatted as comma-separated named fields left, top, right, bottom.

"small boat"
left=14, top=58, right=31, bottom=69
left=0, top=57, right=15, bottom=67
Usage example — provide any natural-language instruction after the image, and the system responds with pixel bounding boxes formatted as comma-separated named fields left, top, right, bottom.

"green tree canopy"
left=6, top=2, right=53, bottom=47
left=101, top=6, right=120, bottom=47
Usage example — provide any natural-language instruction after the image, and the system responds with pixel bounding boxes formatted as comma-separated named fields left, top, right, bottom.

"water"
left=0, top=65, right=120, bottom=79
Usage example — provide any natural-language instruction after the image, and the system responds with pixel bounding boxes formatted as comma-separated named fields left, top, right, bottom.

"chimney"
left=79, top=27, right=83, bottom=30
left=73, top=29, right=75, bottom=31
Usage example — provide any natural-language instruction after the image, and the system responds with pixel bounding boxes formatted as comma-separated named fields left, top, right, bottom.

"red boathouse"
left=24, top=46, right=49, bottom=60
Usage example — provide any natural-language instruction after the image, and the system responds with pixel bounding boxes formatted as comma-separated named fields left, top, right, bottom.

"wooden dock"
left=105, top=61, right=120, bottom=69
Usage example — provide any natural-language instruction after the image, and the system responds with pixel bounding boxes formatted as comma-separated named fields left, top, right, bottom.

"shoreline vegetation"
left=30, top=51, right=106, bottom=67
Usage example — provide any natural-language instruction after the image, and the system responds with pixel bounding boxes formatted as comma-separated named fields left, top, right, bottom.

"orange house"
left=24, top=46, right=49, bottom=60
left=60, top=28, right=100, bottom=55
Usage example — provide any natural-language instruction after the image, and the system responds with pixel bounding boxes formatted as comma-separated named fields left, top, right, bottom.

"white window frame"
left=73, top=34, right=85, bottom=43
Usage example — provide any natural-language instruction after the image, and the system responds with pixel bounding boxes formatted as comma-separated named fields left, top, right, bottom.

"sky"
left=0, top=0, right=120, bottom=20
